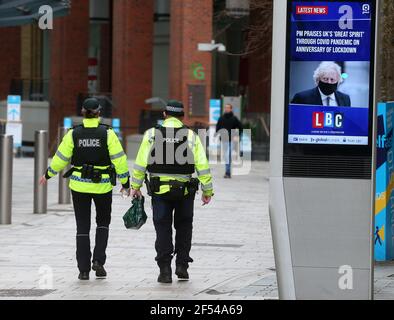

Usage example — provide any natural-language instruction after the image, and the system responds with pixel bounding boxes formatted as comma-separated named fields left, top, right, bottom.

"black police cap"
left=165, top=100, right=184, bottom=116
left=82, top=98, right=102, bottom=111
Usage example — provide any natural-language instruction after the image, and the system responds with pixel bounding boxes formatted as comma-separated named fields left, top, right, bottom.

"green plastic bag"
left=122, top=196, right=147, bottom=230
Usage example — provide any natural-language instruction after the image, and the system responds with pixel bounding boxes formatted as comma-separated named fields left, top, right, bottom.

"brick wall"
left=0, top=27, right=21, bottom=100
left=49, top=0, right=89, bottom=150
left=169, top=0, right=213, bottom=126
left=112, top=0, right=154, bottom=137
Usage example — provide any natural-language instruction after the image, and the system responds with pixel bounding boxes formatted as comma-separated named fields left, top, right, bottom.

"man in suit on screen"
left=291, top=61, right=351, bottom=107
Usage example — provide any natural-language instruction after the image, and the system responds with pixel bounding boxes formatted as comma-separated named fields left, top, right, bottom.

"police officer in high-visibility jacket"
left=131, top=100, right=213, bottom=283
left=39, top=98, right=130, bottom=281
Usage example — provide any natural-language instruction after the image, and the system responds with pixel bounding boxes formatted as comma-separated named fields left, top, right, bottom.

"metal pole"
left=58, top=127, right=71, bottom=204
left=370, top=0, right=382, bottom=300
left=34, top=130, right=48, bottom=214
left=0, top=135, right=13, bottom=224
left=0, top=121, right=6, bottom=135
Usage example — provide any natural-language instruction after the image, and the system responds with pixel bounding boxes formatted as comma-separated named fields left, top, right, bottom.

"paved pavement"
left=1, top=158, right=394, bottom=300
left=374, top=262, right=394, bottom=300
left=0, top=158, right=277, bottom=300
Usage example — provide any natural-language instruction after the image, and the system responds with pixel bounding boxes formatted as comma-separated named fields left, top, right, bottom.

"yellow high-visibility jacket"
left=45, top=118, right=130, bottom=194
left=131, top=117, right=214, bottom=197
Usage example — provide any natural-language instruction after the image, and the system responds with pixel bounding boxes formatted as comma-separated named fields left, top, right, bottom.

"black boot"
left=78, top=271, right=90, bottom=280
left=158, top=265, right=172, bottom=283
left=92, top=261, right=107, bottom=278
left=175, top=265, right=189, bottom=281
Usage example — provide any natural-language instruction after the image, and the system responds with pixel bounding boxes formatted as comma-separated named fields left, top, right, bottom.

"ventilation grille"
left=283, top=155, right=372, bottom=179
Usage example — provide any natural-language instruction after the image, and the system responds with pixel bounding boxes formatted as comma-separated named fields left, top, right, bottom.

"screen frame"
left=283, top=0, right=377, bottom=158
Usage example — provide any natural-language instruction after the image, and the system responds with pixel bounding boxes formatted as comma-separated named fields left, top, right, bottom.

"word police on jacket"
left=164, top=137, right=181, bottom=143
left=78, top=138, right=101, bottom=148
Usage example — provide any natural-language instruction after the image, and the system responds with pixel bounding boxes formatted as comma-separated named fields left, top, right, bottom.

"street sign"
left=63, top=117, right=72, bottom=129
left=112, top=118, right=121, bottom=134
left=6, top=122, right=22, bottom=148
left=209, top=99, right=221, bottom=125
left=7, top=95, right=21, bottom=122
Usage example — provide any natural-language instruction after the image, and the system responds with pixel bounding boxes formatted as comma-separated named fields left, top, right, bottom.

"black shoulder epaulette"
left=100, top=124, right=112, bottom=130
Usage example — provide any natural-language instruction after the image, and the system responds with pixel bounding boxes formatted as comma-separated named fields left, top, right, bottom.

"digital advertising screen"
left=284, top=0, right=376, bottom=149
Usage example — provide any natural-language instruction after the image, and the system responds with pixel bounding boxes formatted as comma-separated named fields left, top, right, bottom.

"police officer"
left=39, top=98, right=130, bottom=280
left=131, top=100, right=213, bottom=283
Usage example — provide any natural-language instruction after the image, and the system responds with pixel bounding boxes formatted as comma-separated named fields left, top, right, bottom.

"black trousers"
left=152, top=193, right=195, bottom=268
left=71, top=190, right=112, bottom=272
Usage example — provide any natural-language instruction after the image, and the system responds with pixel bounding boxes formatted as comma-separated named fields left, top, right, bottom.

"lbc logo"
left=312, top=112, right=344, bottom=129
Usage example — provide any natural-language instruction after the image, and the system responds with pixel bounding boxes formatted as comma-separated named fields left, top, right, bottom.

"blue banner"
left=290, top=1, right=372, bottom=61
left=375, top=102, right=394, bottom=261
left=289, top=104, right=369, bottom=137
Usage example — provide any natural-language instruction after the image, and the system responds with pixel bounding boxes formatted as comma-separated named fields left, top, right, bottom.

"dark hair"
left=163, top=111, right=184, bottom=119
left=82, top=108, right=100, bottom=119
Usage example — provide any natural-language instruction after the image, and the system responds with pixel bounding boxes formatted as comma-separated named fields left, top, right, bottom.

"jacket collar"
left=162, top=117, right=184, bottom=128
left=82, top=118, right=100, bottom=128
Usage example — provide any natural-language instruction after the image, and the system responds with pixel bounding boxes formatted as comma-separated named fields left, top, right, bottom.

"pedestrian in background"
left=215, top=104, right=243, bottom=178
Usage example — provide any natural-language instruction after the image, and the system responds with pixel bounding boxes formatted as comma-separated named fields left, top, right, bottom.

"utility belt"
left=63, top=164, right=116, bottom=186
left=145, top=175, right=199, bottom=200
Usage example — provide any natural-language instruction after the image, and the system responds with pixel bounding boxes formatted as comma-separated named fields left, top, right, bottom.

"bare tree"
left=213, top=0, right=273, bottom=57
left=244, top=0, right=273, bottom=57
left=215, top=0, right=394, bottom=102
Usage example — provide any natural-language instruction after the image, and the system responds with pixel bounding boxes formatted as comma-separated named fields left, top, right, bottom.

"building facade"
left=0, top=0, right=271, bottom=149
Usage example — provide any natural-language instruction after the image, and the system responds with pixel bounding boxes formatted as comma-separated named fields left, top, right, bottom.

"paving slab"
left=2, top=158, right=393, bottom=300
left=0, top=158, right=274, bottom=300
